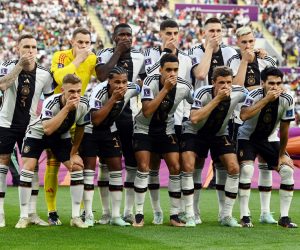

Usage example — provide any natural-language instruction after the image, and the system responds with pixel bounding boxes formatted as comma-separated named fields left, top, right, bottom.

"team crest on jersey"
left=0, top=68, right=7, bottom=75
left=58, top=63, right=64, bottom=68
left=245, top=98, right=253, bottom=106
left=192, top=57, right=197, bottom=65
left=23, top=145, right=30, bottom=154
left=143, top=88, right=151, bottom=97
left=145, top=58, right=152, bottom=65
left=45, top=110, right=53, bottom=117
left=286, top=109, right=294, bottom=117
left=94, top=100, right=102, bottom=109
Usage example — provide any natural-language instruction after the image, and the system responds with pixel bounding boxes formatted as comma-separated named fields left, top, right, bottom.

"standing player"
left=95, top=23, right=146, bottom=224
left=181, top=66, right=247, bottom=227
left=143, top=19, right=193, bottom=224
left=237, top=67, right=297, bottom=228
left=16, top=74, right=90, bottom=229
left=0, top=34, right=53, bottom=227
left=188, top=17, right=239, bottom=222
left=227, top=26, right=278, bottom=226
left=132, top=54, right=193, bottom=227
left=46, top=27, right=97, bottom=225
left=80, top=66, right=140, bottom=226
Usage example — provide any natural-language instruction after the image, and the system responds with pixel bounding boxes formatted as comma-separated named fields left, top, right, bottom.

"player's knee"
left=240, top=162, right=254, bottom=183
left=71, top=163, right=83, bottom=172
left=137, top=162, right=149, bottom=172
left=168, top=164, right=180, bottom=175
left=279, top=165, right=294, bottom=184
left=226, top=161, right=239, bottom=175
left=182, top=161, right=194, bottom=173
left=0, top=154, right=11, bottom=165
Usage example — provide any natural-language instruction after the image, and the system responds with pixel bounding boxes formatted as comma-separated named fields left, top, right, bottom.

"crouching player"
left=16, top=74, right=90, bottom=228
left=237, top=67, right=298, bottom=228
left=79, top=66, right=140, bottom=226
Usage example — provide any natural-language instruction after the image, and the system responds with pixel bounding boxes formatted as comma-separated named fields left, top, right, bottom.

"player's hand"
left=70, top=154, right=84, bottom=170
left=265, top=88, right=282, bottom=102
left=18, top=53, right=36, bottom=68
left=206, top=34, right=222, bottom=50
left=255, top=48, right=267, bottom=59
left=216, top=87, right=231, bottom=101
left=164, top=37, right=177, bottom=53
left=112, top=87, right=126, bottom=101
left=278, top=154, right=294, bottom=169
left=115, top=39, right=131, bottom=55
left=241, top=48, right=255, bottom=63
left=65, top=95, right=80, bottom=111
left=163, top=75, right=177, bottom=91
left=75, top=47, right=92, bottom=64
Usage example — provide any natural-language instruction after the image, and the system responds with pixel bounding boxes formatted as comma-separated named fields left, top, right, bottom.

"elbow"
left=196, top=73, right=206, bottom=81
left=239, top=113, right=248, bottom=122
left=142, top=108, right=152, bottom=118
left=96, top=70, right=107, bottom=82
left=190, top=116, right=198, bottom=125
left=43, top=127, right=53, bottom=136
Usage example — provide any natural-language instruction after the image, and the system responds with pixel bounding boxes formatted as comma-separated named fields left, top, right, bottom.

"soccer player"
left=237, top=67, right=297, bottom=228
left=181, top=66, right=247, bottom=227
left=188, top=17, right=239, bottom=222
left=80, top=66, right=140, bottom=226
left=227, top=26, right=278, bottom=226
left=132, top=53, right=193, bottom=227
left=143, top=19, right=193, bottom=225
left=95, top=23, right=146, bottom=224
left=16, top=74, right=90, bottom=229
left=0, top=34, right=53, bottom=227
left=46, top=27, right=97, bottom=225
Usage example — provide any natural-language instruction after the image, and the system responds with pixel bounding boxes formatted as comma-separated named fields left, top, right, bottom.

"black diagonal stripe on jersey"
left=80, top=97, right=89, bottom=107
left=197, top=98, right=231, bottom=136
left=249, top=88, right=263, bottom=99
left=195, top=87, right=212, bottom=100
left=95, top=87, right=108, bottom=100
left=2, top=60, right=17, bottom=67
left=146, top=61, right=160, bottom=75
left=250, top=98, right=279, bottom=140
left=227, top=54, right=240, bottom=66
left=97, top=48, right=113, bottom=57
left=264, top=56, right=277, bottom=66
left=37, top=65, right=51, bottom=73
left=143, top=48, right=150, bottom=57
left=177, top=77, right=193, bottom=90
left=143, top=75, right=160, bottom=86
left=232, top=86, right=247, bottom=94
left=281, top=93, right=293, bottom=106
left=46, top=97, right=59, bottom=110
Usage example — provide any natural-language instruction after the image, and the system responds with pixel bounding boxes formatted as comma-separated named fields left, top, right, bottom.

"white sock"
left=109, top=171, right=123, bottom=218
left=258, top=163, right=272, bottom=215
left=98, top=164, right=110, bottom=214
left=0, top=165, right=8, bottom=214
left=123, top=166, right=136, bottom=216
left=222, top=174, right=239, bottom=218
left=134, top=171, right=148, bottom=215
left=29, top=167, right=39, bottom=215
left=148, top=170, right=162, bottom=213
left=182, top=172, right=194, bottom=218
left=19, top=169, right=34, bottom=218
left=239, top=163, right=254, bottom=217
left=169, top=175, right=181, bottom=216
left=70, top=171, right=84, bottom=218
left=279, top=165, right=294, bottom=217
left=216, top=167, right=227, bottom=216
left=193, top=168, right=202, bottom=217
left=83, top=169, right=95, bottom=217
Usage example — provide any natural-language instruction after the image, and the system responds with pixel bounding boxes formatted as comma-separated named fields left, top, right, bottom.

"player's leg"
left=193, top=157, right=204, bottom=225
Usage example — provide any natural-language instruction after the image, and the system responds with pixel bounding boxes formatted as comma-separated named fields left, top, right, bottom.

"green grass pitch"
left=1, top=187, right=300, bottom=250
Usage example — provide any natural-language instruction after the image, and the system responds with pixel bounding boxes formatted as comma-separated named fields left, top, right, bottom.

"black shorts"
left=22, top=136, right=72, bottom=163
left=115, top=119, right=136, bottom=167
left=0, top=127, right=26, bottom=154
left=237, top=139, right=280, bottom=169
left=180, top=133, right=236, bottom=160
left=133, top=133, right=179, bottom=154
left=79, top=130, right=122, bottom=159
left=174, top=125, right=182, bottom=144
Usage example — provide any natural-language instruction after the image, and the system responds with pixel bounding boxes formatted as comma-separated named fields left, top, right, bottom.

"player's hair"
left=62, top=74, right=82, bottom=85
left=204, top=17, right=221, bottom=26
left=236, top=26, right=252, bottom=38
left=211, top=66, right=233, bottom=81
left=72, top=28, right=91, bottom=38
left=261, top=66, right=283, bottom=82
left=108, top=66, right=128, bottom=79
left=160, top=19, right=179, bottom=31
left=160, top=53, right=179, bottom=68
left=17, top=34, right=35, bottom=44
left=113, top=23, right=132, bottom=35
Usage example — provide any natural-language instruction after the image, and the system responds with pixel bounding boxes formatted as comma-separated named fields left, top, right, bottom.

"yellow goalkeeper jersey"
left=51, top=49, right=97, bottom=94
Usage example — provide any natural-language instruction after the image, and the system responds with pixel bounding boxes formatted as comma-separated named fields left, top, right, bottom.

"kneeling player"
left=237, top=67, right=298, bottom=228
left=16, top=74, right=90, bottom=228
left=80, top=66, right=140, bottom=226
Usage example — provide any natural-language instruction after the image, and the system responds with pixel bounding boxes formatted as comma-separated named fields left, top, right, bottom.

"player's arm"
left=91, top=87, right=126, bottom=126
left=279, top=121, right=290, bottom=157
left=142, top=76, right=176, bottom=118
left=190, top=88, right=229, bottom=124
left=240, top=88, right=282, bottom=121
left=43, top=96, right=80, bottom=135
left=0, top=53, right=34, bottom=91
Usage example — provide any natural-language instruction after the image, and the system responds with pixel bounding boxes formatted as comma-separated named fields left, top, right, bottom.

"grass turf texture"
left=1, top=187, right=300, bottom=250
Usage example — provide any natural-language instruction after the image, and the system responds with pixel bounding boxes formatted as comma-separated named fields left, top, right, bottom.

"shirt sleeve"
left=96, top=49, right=112, bottom=67
left=191, top=88, right=205, bottom=110
left=241, top=91, right=256, bottom=108
left=227, top=56, right=240, bottom=76
left=141, top=77, right=155, bottom=102
left=89, top=86, right=103, bottom=112
left=42, top=73, right=54, bottom=96
left=188, top=47, right=204, bottom=68
left=40, top=98, right=56, bottom=121
left=76, top=98, right=91, bottom=127
left=0, top=61, right=15, bottom=77
left=281, top=95, right=295, bottom=122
